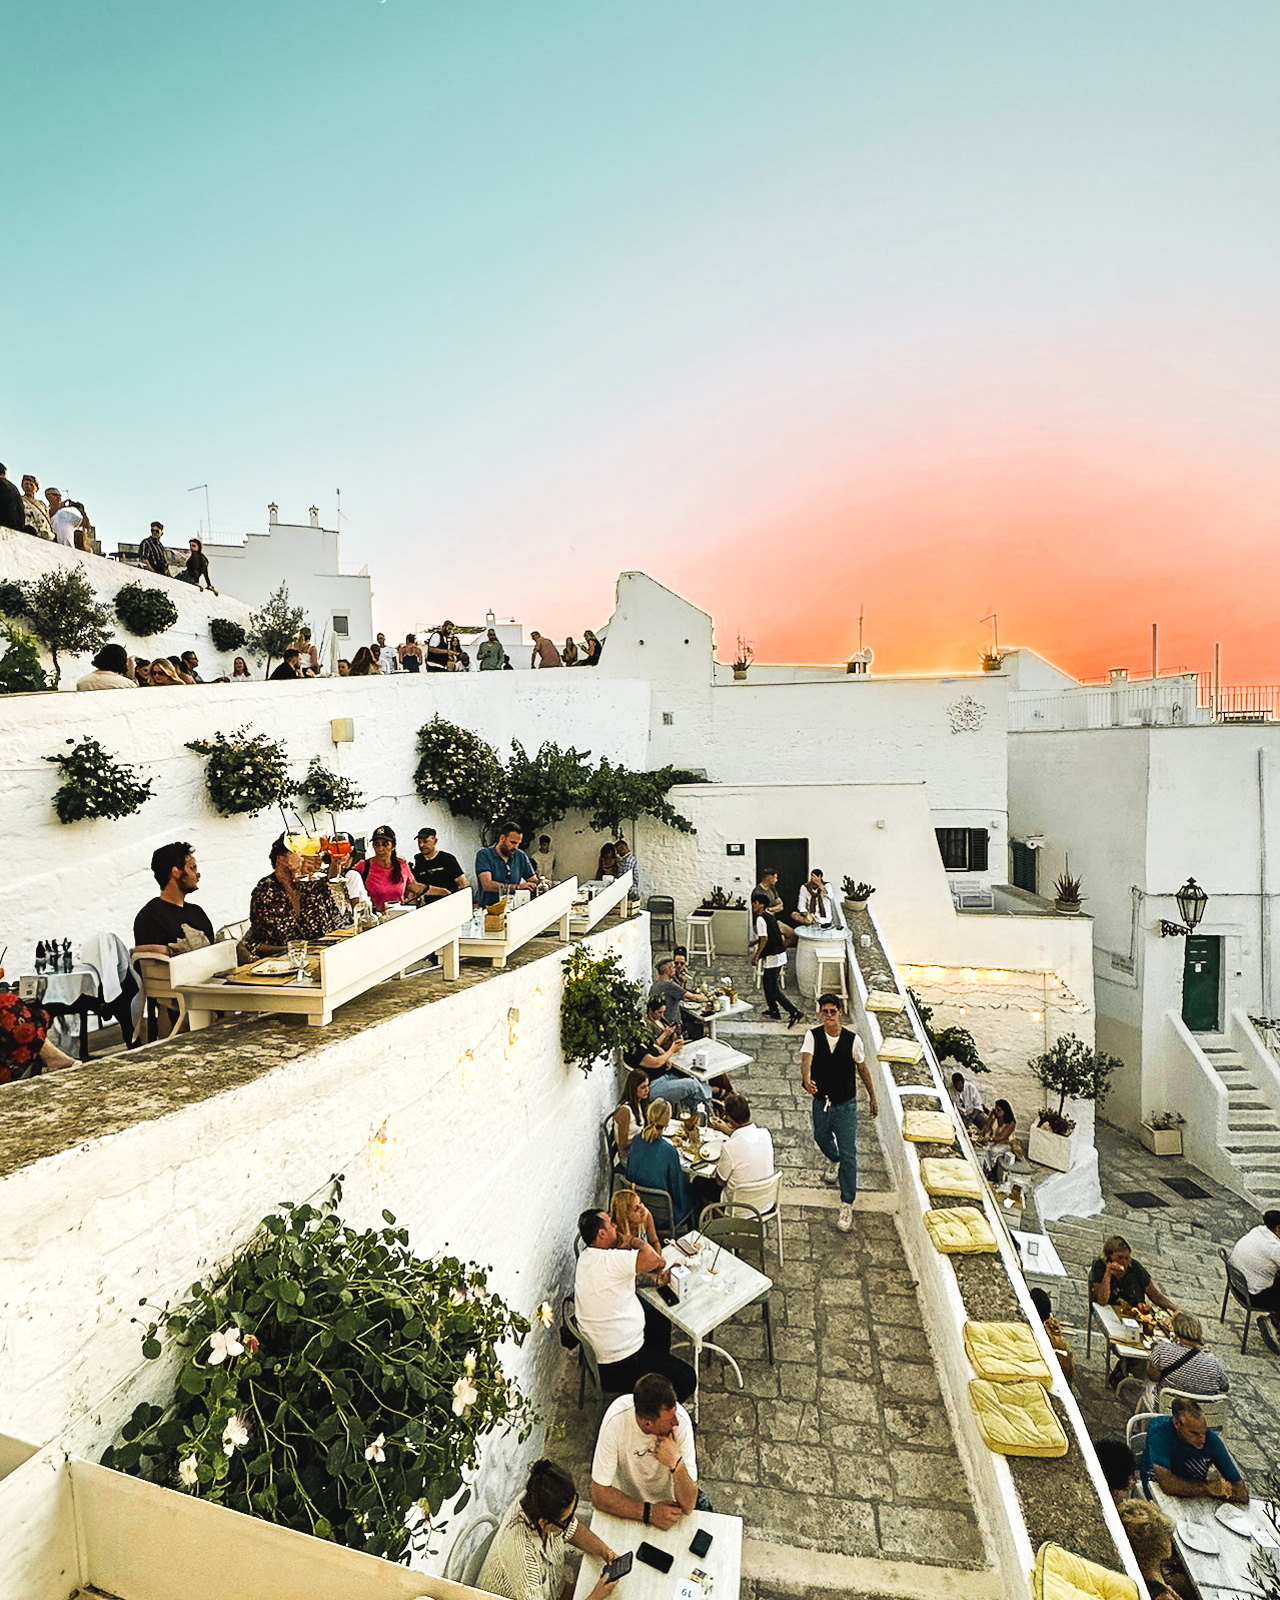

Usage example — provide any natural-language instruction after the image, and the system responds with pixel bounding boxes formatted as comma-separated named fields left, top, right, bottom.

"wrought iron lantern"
left=1160, top=877, right=1208, bottom=938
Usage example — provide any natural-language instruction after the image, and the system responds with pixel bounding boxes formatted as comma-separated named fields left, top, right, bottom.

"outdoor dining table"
left=665, top=1121, right=727, bottom=1178
left=670, top=1037, right=752, bottom=1082
left=1146, top=1478, right=1279, bottom=1600
left=681, top=995, right=752, bottom=1041
left=1087, top=1300, right=1160, bottom=1367
left=639, top=1237, right=772, bottom=1424
left=10, top=967, right=134, bottom=1060
left=571, top=1507, right=743, bottom=1600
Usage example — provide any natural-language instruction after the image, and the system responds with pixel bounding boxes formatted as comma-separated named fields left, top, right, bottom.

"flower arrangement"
left=561, top=945, right=648, bottom=1075
left=413, top=715, right=507, bottom=823
left=186, top=726, right=292, bottom=817
left=45, top=736, right=154, bottom=823
left=293, top=755, right=364, bottom=826
left=103, top=1185, right=536, bottom=1563
left=114, top=581, right=179, bottom=638
left=210, top=618, right=248, bottom=653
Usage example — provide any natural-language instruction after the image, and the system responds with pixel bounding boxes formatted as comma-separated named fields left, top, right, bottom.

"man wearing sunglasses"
left=800, top=993, right=878, bottom=1232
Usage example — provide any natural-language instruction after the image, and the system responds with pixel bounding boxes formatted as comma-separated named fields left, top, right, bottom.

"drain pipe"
left=1261, top=749, right=1270, bottom=1018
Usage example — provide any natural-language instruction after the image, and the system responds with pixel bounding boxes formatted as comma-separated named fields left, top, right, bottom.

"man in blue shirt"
left=1142, top=1397, right=1249, bottom=1504
left=475, top=821, right=539, bottom=906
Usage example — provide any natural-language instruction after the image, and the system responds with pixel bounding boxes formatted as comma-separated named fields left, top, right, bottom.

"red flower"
left=0, top=992, right=17, bottom=1010
left=12, top=1023, right=36, bottom=1045
left=11, top=1048, right=30, bottom=1065
left=0, top=1066, right=11, bottom=1083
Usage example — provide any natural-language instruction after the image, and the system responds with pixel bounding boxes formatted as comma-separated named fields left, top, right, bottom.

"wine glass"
left=286, top=939, right=307, bottom=979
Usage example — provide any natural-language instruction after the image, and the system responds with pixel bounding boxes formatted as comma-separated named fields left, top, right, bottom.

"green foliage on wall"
left=114, top=581, right=179, bottom=638
left=45, top=737, right=154, bottom=823
left=560, top=944, right=647, bottom=1075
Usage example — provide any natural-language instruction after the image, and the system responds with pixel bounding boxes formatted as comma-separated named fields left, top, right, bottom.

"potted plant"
left=1027, top=1033, right=1120, bottom=1172
left=842, top=877, right=875, bottom=915
left=731, top=636, right=754, bottom=681
left=1140, top=1110, right=1185, bottom=1157
left=980, top=649, right=1006, bottom=672
left=694, top=885, right=750, bottom=947
left=1053, top=859, right=1084, bottom=915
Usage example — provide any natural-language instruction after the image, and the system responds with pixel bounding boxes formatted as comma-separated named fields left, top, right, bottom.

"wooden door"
left=1182, top=935, right=1221, bottom=1032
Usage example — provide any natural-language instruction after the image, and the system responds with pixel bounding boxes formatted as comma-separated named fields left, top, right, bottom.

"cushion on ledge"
left=901, top=1109, right=957, bottom=1145
left=919, top=1158, right=983, bottom=1198
left=923, top=1206, right=998, bottom=1254
left=964, top=1321, right=1054, bottom=1387
left=865, top=990, right=906, bottom=1013
left=970, top=1378, right=1068, bottom=1457
left=1031, top=1541, right=1141, bottom=1600
left=878, top=1036, right=925, bottom=1064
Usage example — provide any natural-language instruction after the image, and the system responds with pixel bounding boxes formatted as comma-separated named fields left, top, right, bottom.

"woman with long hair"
left=478, top=1457, right=618, bottom=1600
left=349, top=645, right=378, bottom=676
left=231, top=656, right=252, bottom=682
left=580, top=629, right=602, bottom=665
left=353, top=825, right=422, bottom=912
left=625, top=1099, right=695, bottom=1230
left=609, top=1184, right=659, bottom=1250
left=595, top=841, right=618, bottom=881
left=150, top=659, right=184, bottom=687
left=978, top=1099, right=1017, bottom=1180
left=181, top=537, right=217, bottom=593
left=613, top=1069, right=651, bottom=1161
left=561, top=636, right=579, bottom=666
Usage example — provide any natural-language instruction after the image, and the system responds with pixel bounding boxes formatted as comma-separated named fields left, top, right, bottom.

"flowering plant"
left=103, top=1183, right=536, bottom=1563
left=186, top=726, right=292, bottom=817
left=45, top=736, right=154, bottom=823
left=560, top=944, right=647, bottom=1075
left=293, top=755, right=365, bottom=826
left=413, top=715, right=507, bottom=823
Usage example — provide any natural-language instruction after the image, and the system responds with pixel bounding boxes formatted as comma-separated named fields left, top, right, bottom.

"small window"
left=936, top=828, right=990, bottom=872
left=332, top=615, right=349, bottom=637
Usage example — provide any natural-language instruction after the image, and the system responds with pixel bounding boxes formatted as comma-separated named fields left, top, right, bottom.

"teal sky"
left=7, top=3, right=1280, bottom=676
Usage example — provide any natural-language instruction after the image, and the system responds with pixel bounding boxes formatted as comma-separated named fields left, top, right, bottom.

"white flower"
left=178, top=1454, right=199, bottom=1487
left=448, top=1287, right=466, bottom=1307
left=222, top=1415, right=250, bottom=1456
left=463, top=1348, right=477, bottom=1376
left=207, top=1326, right=245, bottom=1366
left=451, top=1375, right=478, bottom=1416
left=535, top=1300, right=555, bottom=1329
left=364, top=1432, right=386, bottom=1463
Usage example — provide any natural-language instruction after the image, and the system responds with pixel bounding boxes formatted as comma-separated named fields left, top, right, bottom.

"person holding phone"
left=478, top=1457, right=620, bottom=1600
left=590, top=1373, right=699, bottom=1531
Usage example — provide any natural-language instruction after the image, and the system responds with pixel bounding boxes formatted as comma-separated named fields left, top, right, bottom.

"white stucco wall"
left=0, top=920, right=649, bottom=1569
left=1, top=529, right=255, bottom=688
left=0, top=671, right=650, bottom=967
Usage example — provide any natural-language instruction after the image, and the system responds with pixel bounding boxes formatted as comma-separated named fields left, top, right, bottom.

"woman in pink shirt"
left=355, top=826, right=423, bottom=912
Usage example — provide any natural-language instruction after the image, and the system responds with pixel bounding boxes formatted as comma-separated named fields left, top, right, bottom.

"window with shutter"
left=968, top=828, right=989, bottom=872
left=1011, top=841, right=1037, bottom=893
left=935, top=827, right=991, bottom=872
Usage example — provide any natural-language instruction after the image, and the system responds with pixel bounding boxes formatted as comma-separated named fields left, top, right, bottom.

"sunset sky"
left=6, top=2, right=1280, bottom=681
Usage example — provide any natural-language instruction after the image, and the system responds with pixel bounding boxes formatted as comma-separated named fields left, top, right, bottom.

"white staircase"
left=1204, top=1043, right=1280, bottom=1209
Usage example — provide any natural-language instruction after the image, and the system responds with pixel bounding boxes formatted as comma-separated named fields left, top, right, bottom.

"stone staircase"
left=1204, top=1044, right=1280, bottom=1208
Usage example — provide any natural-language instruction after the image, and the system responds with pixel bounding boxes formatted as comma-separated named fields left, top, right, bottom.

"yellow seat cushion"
left=1031, top=1542, right=1141, bottom=1600
left=866, top=989, right=905, bottom=1013
left=964, top=1321, right=1054, bottom=1387
left=923, top=1206, right=998, bottom=1254
left=879, top=1036, right=924, bottom=1064
left=901, top=1109, right=956, bottom=1145
left=970, top=1378, right=1067, bottom=1457
left=919, top=1157, right=983, bottom=1198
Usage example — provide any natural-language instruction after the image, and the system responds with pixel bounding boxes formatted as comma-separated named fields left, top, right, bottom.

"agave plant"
left=1053, top=858, right=1084, bottom=905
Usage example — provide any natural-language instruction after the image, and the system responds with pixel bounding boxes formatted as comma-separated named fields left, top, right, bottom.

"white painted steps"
left=1204, top=1046, right=1280, bottom=1208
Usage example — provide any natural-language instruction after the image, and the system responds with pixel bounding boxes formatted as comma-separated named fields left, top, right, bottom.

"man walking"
left=139, top=521, right=169, bottom=576
left=749, top=890, right=801, bottom=1026
left=800, top=993, right=878, bottom=1232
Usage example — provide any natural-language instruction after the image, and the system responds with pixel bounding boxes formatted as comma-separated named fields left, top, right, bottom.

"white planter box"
left=1028, top=1120, right=1080, bottom=1173
left=1140, top=1123, right=1183, bottom=1157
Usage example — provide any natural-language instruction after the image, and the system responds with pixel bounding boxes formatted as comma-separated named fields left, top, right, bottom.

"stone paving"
left=1032, top=1122, right=1280, bottom=1481
left=550, top=954, right=992, bottom=1596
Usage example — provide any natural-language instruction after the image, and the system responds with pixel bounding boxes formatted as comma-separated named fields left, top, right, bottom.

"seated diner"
left=624, top=996, right=711, bottom=1114
left=353, top=825, right=422, bottom=912
left=247, top=836, right=343, bottom=958
left=613, top=1069, right=652, bottom=1163
left=609, top=1184, right=661, bottom=1250
left=625, top=1099, right=696, bottom=1231
left=1140, top=1311, right=1228, bottom=1413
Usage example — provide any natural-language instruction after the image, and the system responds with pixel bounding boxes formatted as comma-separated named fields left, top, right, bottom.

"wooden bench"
left=459, top=878, right=579, bottom=969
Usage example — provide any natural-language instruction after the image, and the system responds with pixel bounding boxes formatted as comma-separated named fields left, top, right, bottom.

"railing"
left=1011, top=674, right=1280, bottom=731
left=1196, top=673, right=1280, bottom=721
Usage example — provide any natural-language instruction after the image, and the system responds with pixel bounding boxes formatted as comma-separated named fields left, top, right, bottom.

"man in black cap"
left=410, top=828, right=468, bottom=901
left=76, top=643, right=138, bottom=691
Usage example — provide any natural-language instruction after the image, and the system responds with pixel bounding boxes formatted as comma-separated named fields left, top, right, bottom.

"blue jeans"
left=648, top=1072, right=713, bottom=1113
left=812, top=1094, right=859, bottom=1203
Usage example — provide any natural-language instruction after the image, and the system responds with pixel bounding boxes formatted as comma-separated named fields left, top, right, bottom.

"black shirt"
left=269, top=661, right=299, bottom=680
left=412, top=849, right=465, bottom=895
left=1089, top=1257, right=1153, bottom=1306
left=0, top=477, right=25, bottom=532
left=139, top=534, right=168, bottom=575
left=133, top=897, right=216, bottom=950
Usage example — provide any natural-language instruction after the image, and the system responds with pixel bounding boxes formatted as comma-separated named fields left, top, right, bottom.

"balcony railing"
left=1011, top=674, right=1280, bottom=731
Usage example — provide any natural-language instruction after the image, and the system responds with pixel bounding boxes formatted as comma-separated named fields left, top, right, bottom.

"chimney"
left=309, top=506, right=320, bottom=527
left=268, top=503, right=279, bottom=525
left=1109, top=667, right=1129, bottom=684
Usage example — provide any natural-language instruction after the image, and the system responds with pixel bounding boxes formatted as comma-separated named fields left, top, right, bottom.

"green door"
left=1182, top=935, right=1221, bottom=1032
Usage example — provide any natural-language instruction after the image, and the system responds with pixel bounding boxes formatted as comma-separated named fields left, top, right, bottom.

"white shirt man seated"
left=948, top=1072, right=986, bottom=1128
left=1229, top=1210, right=1280, bottom=1351
left=591, top=1372, right=698, bottom=1531
left=573, top=1209, right=696, bottom=1401
left=714, top=1092, right=775, bottom=1196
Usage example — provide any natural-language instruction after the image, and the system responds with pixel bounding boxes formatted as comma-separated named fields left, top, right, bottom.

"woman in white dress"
left=478, top=1458, right=619, bottom=1600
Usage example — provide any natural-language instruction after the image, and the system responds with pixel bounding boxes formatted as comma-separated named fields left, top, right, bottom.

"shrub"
left=0, top=579, right=28, bottom=618
left=1029, top=1033, right=1120, bottom=1133
left=23, top=567, right=110, bottom=682
left=210, top=618, right=247, bottom=653
left=294, top=755, right=365, bottom=824
left=246, top=584, right=305, bottom=676
left=583, top=759, right=699, bottom=836
left=0, top=623, right=50, bottom=694
left=102, top=1184, right=536, bottom=1563
left=560, top=944, right=647, bottom=1075
left=45, top=736, right=153, bottom=823
left=114, top=581, right=179, bottom=637
left=503, top=739, right=594, bottom=840
left=186, top=727, right=293, bottom=816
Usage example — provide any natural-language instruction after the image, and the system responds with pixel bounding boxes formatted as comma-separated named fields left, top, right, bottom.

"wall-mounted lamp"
left=1159, top=877, right=1208, bottom=938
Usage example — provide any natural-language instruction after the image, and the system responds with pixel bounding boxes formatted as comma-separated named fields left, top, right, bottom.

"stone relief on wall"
left=947, top=694, right=986, bottom=734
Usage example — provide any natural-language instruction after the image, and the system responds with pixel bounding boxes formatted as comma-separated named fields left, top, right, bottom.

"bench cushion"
left=970, top=1379, right=1068, bottom=1458
left=964, top=1321, right=1054, bottom=1387
left=923, top=1206, right=998, bottom=1254
left=1031, top=1542, right=1140, bottom=1600
left=878, top=1036, right=924, bottom=1064
left=902, top=1109, right=956, bottom=1145
left=919, top=1158, right=983, bottom=1198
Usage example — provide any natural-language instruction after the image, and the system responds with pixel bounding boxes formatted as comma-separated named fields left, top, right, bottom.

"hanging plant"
left=186, top=726, right=292, bottom=816
left=0, top=579, right=29, bottom=618
left=560, top=944, right=647, bottom=1075
left=102, top=1183, right=536, bottom=1564
left=413, top=715, right=507, bottom=823
left=294, top=755, right=364, bottom=825
left=0, top=622, right=50, bottom=694
left=45, top=736, right=153, bottom=823
left=115, top=581, right=179, bottom=638
left=210, top=618, right=247, bottom=653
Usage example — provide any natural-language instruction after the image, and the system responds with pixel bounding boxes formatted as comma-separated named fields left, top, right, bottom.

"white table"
left=640, top=1238, right=772, bottom=1422
left=682, top=996, right=752, bottom=1041
left=1011, top=1230, right=1068, bottom=1277
left=1147, top=1478, right=1277, bottom=1600
left=671, top=1038, right=752, bottom=1081
left=666, top=1124, right=726, bottom=1177
left=458, top=877, right=578, bottom=968
left=794, top=924, right=848, bottom=996
left=572, top=1508, right=743, bottom=1600
left=1087, top=1300, right=1154, bottom=1367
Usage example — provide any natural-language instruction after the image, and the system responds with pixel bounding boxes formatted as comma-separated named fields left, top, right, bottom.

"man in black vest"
left=749, top=890, right=801, bottom=1026
left=800, top=993, right=878, bottom=1231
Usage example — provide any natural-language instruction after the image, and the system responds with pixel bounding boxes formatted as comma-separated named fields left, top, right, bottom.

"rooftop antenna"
left=188, top=483, right=211, bottom=540
left=858, top=604, right=864, bottom=655
left=980, top=609, right=999, bottom=654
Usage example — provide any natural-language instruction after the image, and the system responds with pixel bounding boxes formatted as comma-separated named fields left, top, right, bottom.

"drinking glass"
left=286, top=939, right=307, bottom=977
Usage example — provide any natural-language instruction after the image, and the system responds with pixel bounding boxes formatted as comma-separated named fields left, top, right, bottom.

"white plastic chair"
left=1158, top=1387, right=1230, bottom=1435
left=725, top=1170, right=785, bottom=1265
left=443, top=1512, right=500, bottom=1586
left=1126, top=1411, right=1158, bottom=1487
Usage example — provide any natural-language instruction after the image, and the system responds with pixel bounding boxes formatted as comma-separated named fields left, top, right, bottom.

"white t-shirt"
left=591, top=1395, right=698, bottom=1502
left=574, top=1248, right=643, bottom=1365
left=716, top=1123, right=775, bottom=1189
left=52, top=507, right=82, bottom=546
left=533, top=849, right=556, bottom=879
left=377, top=645, right=399, bottom=673
left=800, top=1027, right=866, bottom=1063
left=950, top=1080, right=985, bottom=1116
left=1230, top=1224, right=1280, bottom=1295
left=754, top=913, right=786, bottom=970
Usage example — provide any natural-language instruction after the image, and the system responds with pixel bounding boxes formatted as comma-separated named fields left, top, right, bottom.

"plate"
left=252, top=959, right=297, bottom=976
left=1215, top=1505, right=1264, bottom=1540
left=1178, top=1520, right=1220, bottom=1555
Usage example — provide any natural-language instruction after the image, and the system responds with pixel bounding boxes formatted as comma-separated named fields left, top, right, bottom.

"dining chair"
left=562, top=1298, right=627, bottom=1427
left=724, top=1171, right=784, bottom=1266
left=443, top=1513, right=500, bottom=1586
left=645, top=896, right=676, bottom=947
left=695, top=1205, right=774, bottom=1364
left=1218, top=1248, right=1256, bottom=1353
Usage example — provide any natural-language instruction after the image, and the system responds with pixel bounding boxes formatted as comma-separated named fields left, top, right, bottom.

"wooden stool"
left=686, top=914, right=716, bottom=968
left=813, top=952, right=848, bottom=1003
